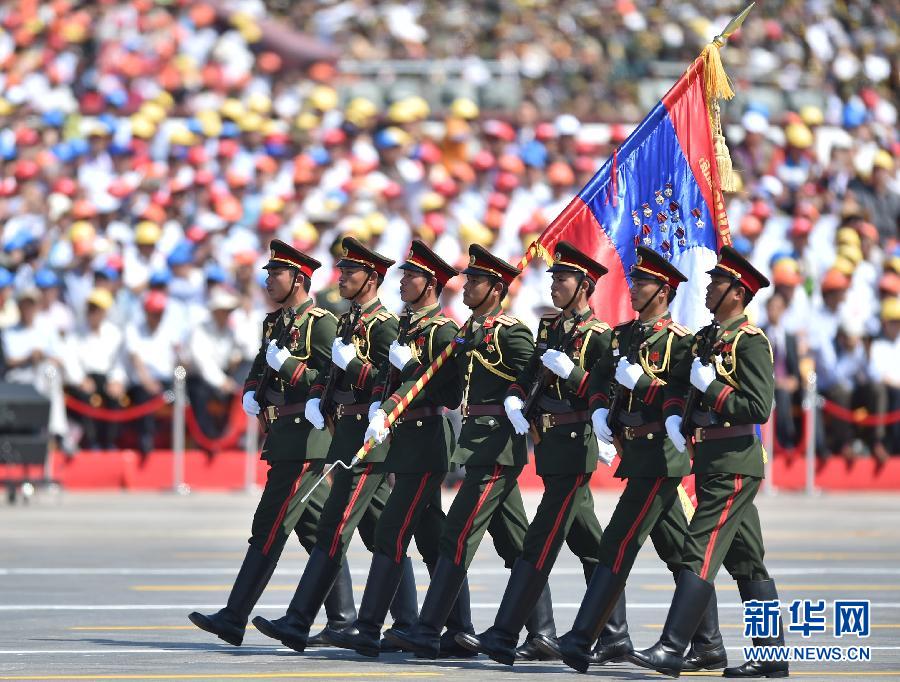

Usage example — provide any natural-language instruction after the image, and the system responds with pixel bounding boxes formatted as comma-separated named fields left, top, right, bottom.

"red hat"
left=740, top=214, right=763, bottom=238
left=461, top=243, right=521, bottom=286
left=416, top=141, right=442, bottom=165
left=186, top=225, right=208, bottom=242
left=472, top=150, right=495, bottom=171
left=194, top=169, right=214, bottom=186
left=263, top=238, right=321, bottom=278
left=750, top=199, right=772, bottom=220
left=534, top=122, right=556, bottom=141
left=707, top=246, right=770, bottom=295
left=335, top=236, right=395, bottom=277
left=790, top=217, right=813, bottom=237
left=423, top=212, right=446, bottom=235
left=399, top=238, right=458, bottom=287
left=217, top=139, right=239, bottom=158
left=187, top=146, right=208, bottom=166
left=498, top=154, right=525, bottom=175
left=495, top=171, right=519, bottom=193
left=322, top=128, right=347, bottom=147
left=433, top=178, right=458, bottom=198
left=52, top=177, right=77, bottom=196
left=484, top=208, right=504, bottom=230
left=483, top=119, right=516, bottom=142
left=382, top=181, right=403, bottom=200
left=258, top=212, right=282, bottom=232
left=144, top=290, right=167, bottom=313
left=487, top=192, right=509, bottom=211
left=13, top=159, right=39, bottom=180
left=857, top=222, right=878, bottom=241
left=574, top=155, right=595, bottom=173
left=550, top=240, right=610, bottom=284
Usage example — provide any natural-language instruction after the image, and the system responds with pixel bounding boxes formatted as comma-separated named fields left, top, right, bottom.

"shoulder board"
left=495, top=313, right=521, bottom=327
left=428, top=317, right=452, bottom=326
left=308, top=307, right=328, bottom=318
left=667, top=321, right=690, bottom=337
left=584, top=320, right=610, bottom=333
left=375, top=309, right=397, bottom=322
left=739, top=323, right=762, bottom=335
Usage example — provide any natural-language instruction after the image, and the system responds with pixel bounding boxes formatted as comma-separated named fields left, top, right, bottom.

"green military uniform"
left=251, top=238, right=414, bottom=654
left=385, top=244, right=534, bottom=660
left=189, top=240, right=353, bottom=648
left=628, top=246, right=786, bottom=678
left=329, top=241, right=471, bottom=658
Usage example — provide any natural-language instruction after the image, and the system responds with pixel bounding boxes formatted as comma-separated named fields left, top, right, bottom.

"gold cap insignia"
left=554, top=252, right=561, bottom=261
left=636, top=255, right=643, bottom=265
left=469, top=254, right=476, bottom=266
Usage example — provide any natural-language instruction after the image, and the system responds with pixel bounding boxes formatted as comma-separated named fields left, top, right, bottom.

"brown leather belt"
left=334, top=403, right=369, bottom=419
left=693, top=424, right=755, bottom=442
left=461, top=404, right=505, bottom=417
left=393, top=406, right=444, bottom=425
left=538, top=410, right=590, bottom=432
left=621, top=421, right=664, bottom=440
left=263, top=402, right=306, bottom=426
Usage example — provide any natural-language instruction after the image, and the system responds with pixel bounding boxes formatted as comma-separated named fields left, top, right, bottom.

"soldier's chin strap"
left=636, top=279, right=666, bottom=316
left=347, top=268, right=376, bottom=303
left=562, top=273, right=587, bottom=315
left=470, top=276, right=501, bottom=313
left=409, top=275, right=433, bottom=307
left=276, top=269, right=302, bottom=305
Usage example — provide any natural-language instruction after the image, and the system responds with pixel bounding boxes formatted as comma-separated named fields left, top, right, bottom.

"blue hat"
left=34, top=269, right=60, bottom=289
left=166, top=241, right=195, bottom=267
left=204, top=262, right=228, bottom=283
left=148, top=268, right=172, bottom=287
left=731, top=235, right=753, bottom=257
left=373, top=129, right=402, bottom=150
left=42, top=109, right=66, bottom=128
left=94, top=265, right=120, bottom=281
left=308, top=146, right=331, bottom=165
left=520, top=140, right=548, bottom=169
left=4, top=231, right=32, bottom=252
left=0, top=268, right=13, bottom=288
left=220, top=121, right=240, bottom=138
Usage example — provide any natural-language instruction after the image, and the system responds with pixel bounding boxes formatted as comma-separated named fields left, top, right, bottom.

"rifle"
left=680, top=319, right=721, bottom=440
left=607, top=320, right=645, bottom=437
left=522, top=311, right=586, bottom=444
left=253, top=306, right=298, bottom=433
left=321, top=302, right=362, bottom=434
left=382, top=306, right=413, bottom=401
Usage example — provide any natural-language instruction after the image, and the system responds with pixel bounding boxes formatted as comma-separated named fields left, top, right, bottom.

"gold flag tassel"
left=699, top=2, right=755, bottom=193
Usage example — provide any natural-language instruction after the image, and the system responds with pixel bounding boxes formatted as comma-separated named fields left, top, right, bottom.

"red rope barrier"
left=820, top=399, right=900, bottom=426
left=185, top=394, right=247, bottom=451
left=64, top=393, right=170, bottom=421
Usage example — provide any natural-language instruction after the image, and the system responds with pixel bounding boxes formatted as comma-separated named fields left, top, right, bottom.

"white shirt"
left=124, top=316, right=183, bottom=383
left=188, top=315, right=241, bottom=391
left=869, top=335, right=900, bottom=387
left=64, top=320, right=126, bottom=385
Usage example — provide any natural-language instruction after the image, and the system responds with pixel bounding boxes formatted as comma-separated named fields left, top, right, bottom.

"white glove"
left=365, top=409, right=390, bottom=444
left=503, top=395, right=530, bottom=435
left=368, top=401, right=382, bottom=421
left=665, top=415, right=687, bottom=453
left=266, top=340, right=291, bottom=371
left=331, top=338, right=356, bottom=370
left=597, top=439, right=618, bottom=466
left=690, top=357, right=716, bottom=392
left=592, top=408, right=613, bottom=444
left=541, top=349, right=576, bottom=379
left=242, top=390, right=260, bottom=416
left=389, top=340, right=413, bottom=370
left=304, top=398, right=325, bottom=430
left=615, top=357, right=644, bottom=390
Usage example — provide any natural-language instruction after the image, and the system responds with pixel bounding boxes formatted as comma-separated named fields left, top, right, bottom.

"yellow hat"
left=458, top=219, right=492, bottom=247
left=239, top=111, right=264, bottom=133
left=419, top=191, right=445, bottom=212
left=155, top=90, right=175, bottom=111
left=785, top=123, right=813, bottom=149
left=832, top=255, right=856, bottom=276
left=404, top=95, right=430, bottom=120
left=345, top=97, right=377, bottom=125
left=387, top=100, right=417, bottom=124
left=341, top=216, right=370, bottom=242
left=140, top=101, right=166, bottom=124
left=882, top=298, right=900, bottom=321
left=450, top=97, right=479, bottom=121
left=70, top=220, right=96, bottom=243
left=168, top=123, right=196, bottom=146
left=261, top=196, right=285, bottom=213
left=308, top=85, right=339, bottom=112
left=220, top=98, right=245, bottom=121
left=874, top=149, right=895, bottom=172
left=799, top=105, right=824, bottom=127
left=135, top=221, right=162, bottom=245
left=295, top=111, right=320, bottom=131
left=837, top=242, right=863, bottom=264
left=239, top=20, right=262, bottom=43
left=247, top=92, right=272, bottom=115
left=365, top=212, right=387, bottom=236
left=87, top=288, right=114, bottom=311
left=836, top=226, right=861, bottom=246
left=198, top=112, right=222, bottom=138
left=130, top=115, right=156, bottom=139
left=292, top=220, right=317, bottom=245
left=0, top=98, right=13, bottom=116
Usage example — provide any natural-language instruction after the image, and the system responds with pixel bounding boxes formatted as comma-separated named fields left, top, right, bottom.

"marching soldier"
left=188, top=239, right=357, bottom=647
left=252, top=237, right=418, bottom=653
left=455, top=241, right=631, bottom=666
left=384, top=244, right=537, bottom=659
left=553, top=246, right=725, bottom=673
left=330, top=239, right=475, bottom=658
left=628, top=246, right=788, bottom=678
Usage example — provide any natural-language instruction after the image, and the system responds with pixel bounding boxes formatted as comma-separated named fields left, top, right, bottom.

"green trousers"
left=250, top=460, right=330, bottom=560
left=374, top=472, right=446, bottom=565
left=438, top=465, right=529, bottom=570
left=521, top=473, right=604, bottom=576
left=680, top=473, right=770, bottom=582
left=315, top=462, right=390, bottom=561
left=597, top=476, right=690, bottom=578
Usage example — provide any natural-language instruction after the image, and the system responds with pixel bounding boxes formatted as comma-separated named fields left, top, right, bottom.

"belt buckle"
left=335, top=404, right=345, bottom=419
left=461, top=404, right=469, bottom=418
left=694, top=427, right=705, bottom=443
left=541, top=413, right=553, bottom=431
left=623, top=425, right=635, bottom=440
left=265, top=405, right=278, bottom=423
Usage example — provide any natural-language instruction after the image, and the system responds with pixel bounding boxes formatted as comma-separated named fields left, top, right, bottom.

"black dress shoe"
left=590, top=635, right=633, bottom=664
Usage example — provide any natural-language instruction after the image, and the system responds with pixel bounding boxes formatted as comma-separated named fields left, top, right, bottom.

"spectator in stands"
left=124, top=292, right=183, bottom=455
left=868, top=299, right=900, bottom=464
left=63, top=288, right=127, bottom=450
left=849, top=151, right=899, bottom=243
left=764, top=290, right=803, bottom=450
left=186, top=290, right=242, bottom=440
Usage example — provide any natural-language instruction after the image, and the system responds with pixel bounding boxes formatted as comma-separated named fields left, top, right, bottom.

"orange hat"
left=878, top=272, right=900, bottom=295
left=740, top=214, right=763, bottom=238
left=257, top=51, right=282, bottom=73
left=498, top=154, right=525, bottom=175
left=858, top=222, right=879, bottom=241
left=72, top=199, right=96, bottom=219
left=821, top=268, right=851, bottom=293
left=546, top=161, right=575, bottom=186
left=771, top=259, right=803, bottom=287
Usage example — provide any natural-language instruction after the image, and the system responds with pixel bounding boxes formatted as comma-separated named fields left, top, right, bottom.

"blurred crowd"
left=0, top=1, right=896, bottom=459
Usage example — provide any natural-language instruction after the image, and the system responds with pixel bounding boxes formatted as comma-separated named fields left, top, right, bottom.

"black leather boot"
left=551, top=564, right=625, bottom=673
left=307, top=558, right=356, bottom=647
left=383, top=555, right=466, bottom=659
left=682, top=585, right=728, bottom=671
left=380, top=556, right=418, bottom=652
left=590, top=592, right=633, bottom=664
left=188, top=545, right=276, bottom=646
left=329, top=553, right=404, bottom=657
left=252, top=546, right=340, bottom=652
left=627, top=570, right=713, bottom=678
left=516, top=581, right=559, bottom=660
left=441, top=575, right=477, bottom=658
left=456, top=559, right=548, bottom=666
left=724, top=579, right=789, bottom=678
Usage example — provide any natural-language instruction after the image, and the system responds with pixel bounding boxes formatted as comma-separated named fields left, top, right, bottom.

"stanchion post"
left=172, top=366, right=190, bottom=495
left=802, top=370, right=818, bottom=496
left=245, top=413, right=259, bottom=493
left=762, top=404, right=775, bottom=496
